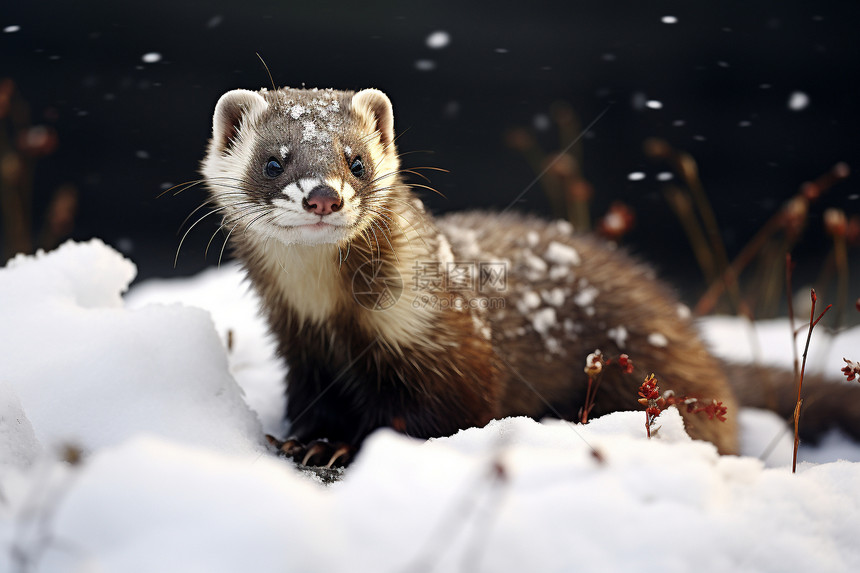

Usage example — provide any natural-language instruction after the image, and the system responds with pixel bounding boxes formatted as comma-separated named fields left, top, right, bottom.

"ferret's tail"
left=723, top=361, right=860, bottom=444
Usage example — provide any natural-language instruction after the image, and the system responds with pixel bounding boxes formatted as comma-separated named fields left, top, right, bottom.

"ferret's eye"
left=264, top=158, right=284, bottom=178
left=349, top=156, right=365, bottom=178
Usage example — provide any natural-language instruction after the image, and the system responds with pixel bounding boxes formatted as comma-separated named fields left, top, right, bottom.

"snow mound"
left=4, top=238, right=135, bottom=308
left=8, top=417, right=856, bottom=573
left=125, top=263, right=285, bottom=435
left=0, top=240, right=263, bottom=456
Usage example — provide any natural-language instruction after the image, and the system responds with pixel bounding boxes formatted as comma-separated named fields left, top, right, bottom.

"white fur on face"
left=278, top=177, right=322, bottom=203
left=255, top=175, right=360, bottom=245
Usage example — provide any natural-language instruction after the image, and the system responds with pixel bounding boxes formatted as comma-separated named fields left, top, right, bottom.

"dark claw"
left=266, top=435, right=354, bottom=468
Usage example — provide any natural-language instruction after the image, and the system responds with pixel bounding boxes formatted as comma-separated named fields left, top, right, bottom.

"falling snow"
left=627, top=172, right=646, bottom=181
left=661, top=16, right=678, bottom=24
left=415, top=60, right=436, bottom=71
left=426, top=31, right=450, bottom=49
left=3, top=25, right=21, bottom=33
left=141, top=52, right=162, bottom=63
left=788, top=91, right=810, bottom=111
left=533, top=114, right=551, bottom=131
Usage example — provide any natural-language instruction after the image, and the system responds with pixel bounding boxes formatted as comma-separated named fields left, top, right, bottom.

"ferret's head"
left=201, top=87, right=400, bottom=246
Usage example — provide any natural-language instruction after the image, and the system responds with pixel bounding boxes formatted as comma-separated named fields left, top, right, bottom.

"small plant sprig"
left=581, top=350, right=634, bottom=423
left=637, top=373, right=728, bottom=439
left=792, top=289, right=832, bottom=473
left=841, top=358, right=860, bottom=382
left=842, top=300, right=860, bottom=383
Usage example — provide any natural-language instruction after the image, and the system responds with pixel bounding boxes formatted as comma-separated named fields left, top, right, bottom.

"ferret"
left=200, top=86, right=859, bottom=466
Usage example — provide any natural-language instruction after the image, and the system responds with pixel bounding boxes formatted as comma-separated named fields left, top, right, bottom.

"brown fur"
left=435, top=212, right=739, bottom=453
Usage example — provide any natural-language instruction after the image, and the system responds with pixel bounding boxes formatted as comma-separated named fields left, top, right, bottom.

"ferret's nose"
left=302, top=185, right=343, bottom=215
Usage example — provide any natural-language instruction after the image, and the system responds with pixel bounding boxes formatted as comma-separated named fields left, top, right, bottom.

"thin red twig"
left=792, top=289, right=832, bottom=473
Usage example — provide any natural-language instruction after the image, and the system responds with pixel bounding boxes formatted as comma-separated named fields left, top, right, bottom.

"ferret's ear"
left=211, top=89, right=269, bottom=154
left=352, top=89, right=395, bottom=149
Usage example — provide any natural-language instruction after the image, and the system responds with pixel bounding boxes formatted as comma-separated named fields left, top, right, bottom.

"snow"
left=531, top=307, right=557, bottom=336
left=627, top=171, right=646, bottom=181
left=544, top=241, right=581, bottom=266
left=541, top=287, right=565, bottom=307
left=573, top=284, right=599, bottom=308
left=532, top=114, right=551, bottom=131
left=647, top=331, right=669, bottom=348
left=426, top=31, right=450, bottom=49
left=518, top=290, right=541, bottom=312
left=607, top=325, right=628, bottom=348
left=698, top=315, right=859, bottom=376
left=788, top=91, right=810, bottom=111
left=0, top=241, right=264, bottom=458
left=141, top=52, right=161, bottom=64
left=2, top=240, right=860, bottom=572
left=523, top=251, right=548, bottom=275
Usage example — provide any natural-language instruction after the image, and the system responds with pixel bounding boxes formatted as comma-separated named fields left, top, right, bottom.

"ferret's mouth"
left=271, top=220, right=339, bottom=231
left=298, top=221, right=336, bottom=230
left=266, top=219, right=350, bottom=245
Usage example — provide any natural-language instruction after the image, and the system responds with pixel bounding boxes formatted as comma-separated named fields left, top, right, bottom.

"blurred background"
left=1, top=0, right=858, bottom=324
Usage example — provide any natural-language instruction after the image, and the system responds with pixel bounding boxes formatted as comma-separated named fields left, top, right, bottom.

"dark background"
left=2, top=0, right=858, bottom=319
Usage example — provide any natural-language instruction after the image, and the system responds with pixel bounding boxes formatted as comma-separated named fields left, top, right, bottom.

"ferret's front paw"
left=265, top=435, right=354, bottom=468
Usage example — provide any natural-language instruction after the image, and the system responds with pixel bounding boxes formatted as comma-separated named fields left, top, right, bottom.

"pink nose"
left=302, top=185, right=343, bottom=215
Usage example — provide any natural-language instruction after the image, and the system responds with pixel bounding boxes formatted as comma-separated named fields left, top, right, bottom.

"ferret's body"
left=202, top=86, right=818, bottom=464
